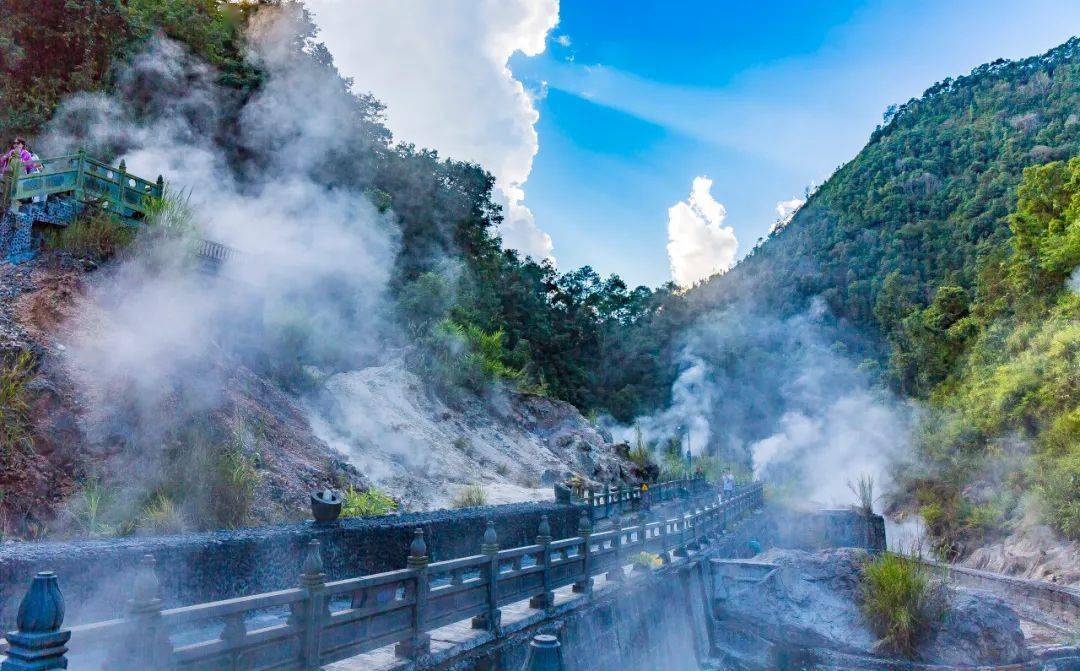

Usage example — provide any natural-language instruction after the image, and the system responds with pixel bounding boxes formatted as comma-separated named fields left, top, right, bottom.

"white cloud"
left=305, top=0, right=558, bottom=260
left=667, top=176, right=738, bottom=287
left=555, top=34, right=571, bottom=47
left=769, top=196, right=805, bottom=234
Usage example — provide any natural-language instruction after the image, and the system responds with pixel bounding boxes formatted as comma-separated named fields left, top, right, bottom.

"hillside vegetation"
left=688, top=39, right=1080, bottom=552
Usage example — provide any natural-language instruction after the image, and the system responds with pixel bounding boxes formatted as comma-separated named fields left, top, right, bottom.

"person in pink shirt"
left=1, top=138, right=37, bottom=174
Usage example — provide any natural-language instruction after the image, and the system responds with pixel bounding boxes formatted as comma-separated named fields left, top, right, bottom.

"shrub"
left=451, top=484, right=487, bottom=508
left=628, top=425, right=655, bottom=471
left=67, top=478, right=119, bottom=537
left=1037, top=450, right=1080, bottom=539
left=47, top=209, right=135, bottom=261
left=208, top=447, right=259, bottom=529
left=0, top=349, right=34, bottom=454
left=860, top=552, right=945, bottom=656
left=138, top=492, right=186, bottom=534
left=630, top=551, right=662, bottom=570
left=341, top=485, right=397, bottom=517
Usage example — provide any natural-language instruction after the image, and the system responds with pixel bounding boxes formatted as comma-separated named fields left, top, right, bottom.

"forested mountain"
left=2, top=1, right=1077, bottom=552
left=683, top=38, right=1080, bottom=552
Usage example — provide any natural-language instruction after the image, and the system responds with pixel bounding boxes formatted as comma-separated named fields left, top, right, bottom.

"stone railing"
left=577, top=476, right=716, bottom=522
left=1, top=483, right=764, bottom=670
left=2, top=149, right=164, bottom=222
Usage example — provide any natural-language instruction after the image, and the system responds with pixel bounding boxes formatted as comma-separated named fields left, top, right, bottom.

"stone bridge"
left=0, top=483, right=766, bottom=670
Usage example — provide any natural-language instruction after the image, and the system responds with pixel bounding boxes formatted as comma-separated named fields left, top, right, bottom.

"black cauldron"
left=310, top=489, right=342, bottom=523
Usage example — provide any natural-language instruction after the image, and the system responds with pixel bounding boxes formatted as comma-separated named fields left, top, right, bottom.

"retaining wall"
left=0, top=501, right=582, bottom=627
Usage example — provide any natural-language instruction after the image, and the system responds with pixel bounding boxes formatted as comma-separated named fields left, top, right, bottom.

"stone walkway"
left=325, top=564, right=628, bottom=670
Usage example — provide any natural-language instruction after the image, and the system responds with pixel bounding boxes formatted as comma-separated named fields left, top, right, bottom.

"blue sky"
left=511, top=0, right=1080, bottom=287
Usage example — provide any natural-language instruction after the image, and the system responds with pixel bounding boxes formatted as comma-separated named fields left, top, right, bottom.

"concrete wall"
left=0, top=501, right=582, bottom=627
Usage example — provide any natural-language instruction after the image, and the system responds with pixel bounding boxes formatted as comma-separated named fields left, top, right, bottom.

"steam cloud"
left=667, top=176, right=739, bottom=288
left=304, top=0, right=559, bottom=260
left=40, top=8, right=400, bottom=505
left=634, top=297, right=913, bottom=509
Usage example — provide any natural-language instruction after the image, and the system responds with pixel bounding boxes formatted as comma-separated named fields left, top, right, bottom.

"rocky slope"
left=308, top=364, right=636, bottom=510
left=0, top=256, right=637, bottom=536
left=716, top=548, right=1031, bottom=667
left=1, top=257, right=364, bottom=536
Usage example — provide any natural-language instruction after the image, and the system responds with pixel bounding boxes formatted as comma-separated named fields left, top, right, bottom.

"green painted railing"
left=2, top=149, right=164, bottom=221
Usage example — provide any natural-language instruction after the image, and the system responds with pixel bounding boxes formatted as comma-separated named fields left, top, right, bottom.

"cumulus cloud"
left=667, top=176, right=738, bottom=287
left=305, top=0, right=558, bottom=260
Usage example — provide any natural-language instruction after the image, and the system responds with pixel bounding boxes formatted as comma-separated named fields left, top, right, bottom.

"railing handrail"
left=2, top=482, right=765, bottom=669
left=2, top=148, right=164, bottom=220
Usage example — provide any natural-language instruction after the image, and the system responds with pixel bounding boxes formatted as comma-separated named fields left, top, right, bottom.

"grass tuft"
left=860, top=551, right=945, bottom=657
left=451, top=484, right=488, bottom=508
left=0, top=350, right=35, bottom=455
left=341, top=485, right=398, bottom=517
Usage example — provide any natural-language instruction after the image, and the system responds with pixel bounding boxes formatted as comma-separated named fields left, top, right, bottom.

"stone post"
left=117, top=159, right=127, bottom=214
left=107, top=555, right=173, bottom=670
left=572, top=512, right=593, bottom=595
left=298, top=540, right=328, bottom=668
left=472, top=521, right=502, bottom=632
left=397, top=529, right=432, bottom=657
left=607, top=517, right=625, bottom=583
left=603, top=484, right=611, bottom=519
left=658, top=516, right=671, bottom=564
left=2, top=572, right=70, bottom=671
left=530, top=516, right=554, bottom=610
left=673, top=515, right=689, bottom=559
left=521, top=633, right=564, bottom=671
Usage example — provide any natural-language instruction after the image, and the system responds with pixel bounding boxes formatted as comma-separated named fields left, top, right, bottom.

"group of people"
left=1, top=138, right=42, bottom=175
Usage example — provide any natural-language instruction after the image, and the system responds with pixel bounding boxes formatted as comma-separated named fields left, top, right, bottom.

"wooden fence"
left=1, top=483, right=764, bottom=670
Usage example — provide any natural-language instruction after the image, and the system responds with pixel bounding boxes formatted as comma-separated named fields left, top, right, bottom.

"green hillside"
left=688, top=38, right=1080, bottom=551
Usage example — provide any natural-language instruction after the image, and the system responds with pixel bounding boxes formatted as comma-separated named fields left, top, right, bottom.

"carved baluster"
left=607, top=518, right=625, bottom=583
left=2, top=571, right=71, bottom=671
left=298, top=540, right=327, bottom=669
left=572, top=512, right=593, bottom=595
left=451, top=568, right=463, bottom=586
left=396, top=529, right=431, bottom=658
left=221, top=611, right=249, bottom=671
left=471, top=521, right=501, bottom=632
left=530, top=516, right=554, bottom=610
left=107, top=555, right=174, bottom=669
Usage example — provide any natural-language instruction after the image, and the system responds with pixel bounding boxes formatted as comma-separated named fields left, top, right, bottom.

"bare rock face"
left=714, top=548, right=1031, bottom=667
left=964, top=523, right=1080, bottom=587
left=917, top=589, right=1028, bottom=666
left=307, top=365, right=635, bottom=510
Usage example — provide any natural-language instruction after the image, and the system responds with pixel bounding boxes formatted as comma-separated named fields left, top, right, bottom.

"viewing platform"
left=1, top=149, right=163, bottom=262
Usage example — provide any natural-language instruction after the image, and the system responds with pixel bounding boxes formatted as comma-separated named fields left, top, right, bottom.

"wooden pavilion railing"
left=1, top=483, right=764, bottom=670
left=2, top=149, right=164, bottom=221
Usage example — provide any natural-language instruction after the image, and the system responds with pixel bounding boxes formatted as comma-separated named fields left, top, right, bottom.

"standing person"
left=640, top=483, right=652, bottom=512
left=24, top=142, right=44, bottom=203
left=0, top=138, right=34, bottom=175
left=722, top=470, right=735, bottom=500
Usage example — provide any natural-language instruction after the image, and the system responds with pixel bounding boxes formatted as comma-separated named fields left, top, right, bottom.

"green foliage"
left=627, top=425, right=656, bottom=471
left=420, top=318, right=524, bottom=393
left=0, top=350, right=35, bottom=455
left=341, top=485, right=397, bottom=517
left=46, top=209, right=136, bottom=261
left=450, top=484, right=487, bottom=509
left=904, top=158, right=1080, bottom=545
left=848, top=474, right=876, bottom=514
left=860, top=552, right=945, bottom=657
left=0, top=0, right=258, bottom=139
